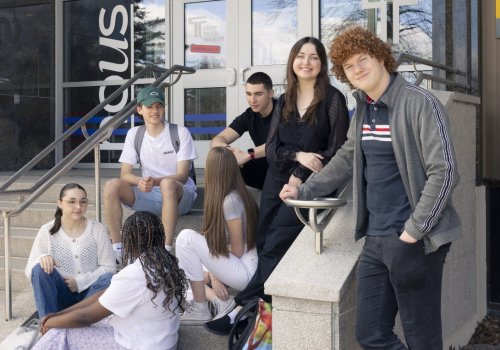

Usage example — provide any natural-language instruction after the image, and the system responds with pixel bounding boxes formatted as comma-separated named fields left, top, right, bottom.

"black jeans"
left=239, top=158, right=268, bottom=190
left=234, top=171, right=305, bottom=305
left=355, top=233, right=450, bottom=350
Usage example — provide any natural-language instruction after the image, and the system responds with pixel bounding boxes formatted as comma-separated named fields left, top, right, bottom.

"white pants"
left=175, top=229, right=258, bottom=291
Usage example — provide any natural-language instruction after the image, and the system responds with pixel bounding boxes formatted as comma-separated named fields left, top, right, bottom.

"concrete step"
left=0, top=204, right=203, bottom=232
left=0, top=227, right=38, bottom=258
left=0, top=202, right=97, bottom=229
left=178, top=325, right=227, bottom=349
left=0, top=256, right=30, bottom=292
left=0, top=169, right=205, bottom=208
left=0, top=210, right=203, bottom=262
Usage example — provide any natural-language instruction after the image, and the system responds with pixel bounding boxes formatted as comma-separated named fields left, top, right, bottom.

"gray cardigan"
left=298, top=74, right=461, bottom=253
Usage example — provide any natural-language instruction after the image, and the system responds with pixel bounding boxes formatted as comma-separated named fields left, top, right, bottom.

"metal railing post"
left=94, top=144, right=101, bottom=222
left=3, top=211, right=12, bottom=321
left=285, top=198, right=346, bottom=255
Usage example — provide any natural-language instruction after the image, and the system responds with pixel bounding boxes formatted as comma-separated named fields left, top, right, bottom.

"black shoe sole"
left=203, top=322, right=231, bottom=336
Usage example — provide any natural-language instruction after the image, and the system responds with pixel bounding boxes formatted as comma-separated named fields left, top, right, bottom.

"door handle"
left=226, top=68, right=236, bottom=86
left=240, top=66, right=251, bottom=85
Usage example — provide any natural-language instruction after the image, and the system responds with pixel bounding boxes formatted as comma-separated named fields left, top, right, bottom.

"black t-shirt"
left=228, top=99, right=276, bottom=147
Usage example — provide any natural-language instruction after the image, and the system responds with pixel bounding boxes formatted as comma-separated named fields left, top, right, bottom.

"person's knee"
left=92, top=273, right=113, bottom=291
left=104, top=178, right=126, bottom=199
left=31, top=264, right=56, bottom=283
left=175, top=229, right=197, bottom=248
left=160, top=178, right=181, bottom=198
left=31, top=264, right=45, bottom=278
left=99, top=272, right=113, bottom=285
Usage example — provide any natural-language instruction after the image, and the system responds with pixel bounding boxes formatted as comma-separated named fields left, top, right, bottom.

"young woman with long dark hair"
left=206, top=36, right=350, bottom=334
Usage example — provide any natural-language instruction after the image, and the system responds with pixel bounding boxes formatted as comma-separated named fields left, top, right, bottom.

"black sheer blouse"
left=266, top=85, right=349, bottom=182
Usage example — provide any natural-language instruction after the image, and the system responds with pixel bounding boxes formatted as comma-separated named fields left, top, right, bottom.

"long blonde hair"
left=203, top=147, right=257, bottom=257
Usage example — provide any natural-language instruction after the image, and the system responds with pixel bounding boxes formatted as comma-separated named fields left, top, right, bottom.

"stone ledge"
left=265, top=185, right=362, bottom=349
left=265, top=185, right=362, bottom=303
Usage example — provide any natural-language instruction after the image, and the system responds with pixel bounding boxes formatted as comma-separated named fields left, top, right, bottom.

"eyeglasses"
left=61, top=199, right=89, bottom=207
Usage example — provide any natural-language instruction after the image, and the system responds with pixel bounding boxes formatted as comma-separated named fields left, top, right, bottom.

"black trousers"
left=355, top=234, right=450, bottom=350
left=235, top=169, right=305, bottom=305
left=239, top=158, right=268, bottom=190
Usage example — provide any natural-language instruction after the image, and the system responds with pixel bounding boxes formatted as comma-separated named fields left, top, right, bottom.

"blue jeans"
left=355, top=233, right=450, bottom=350
left=31, top=264, right=112, bottom=318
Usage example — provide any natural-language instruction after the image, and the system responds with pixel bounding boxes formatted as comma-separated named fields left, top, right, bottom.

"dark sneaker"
left=204, top=315, right=232, bottom=336
left=204, top=314, right=248, bottom=336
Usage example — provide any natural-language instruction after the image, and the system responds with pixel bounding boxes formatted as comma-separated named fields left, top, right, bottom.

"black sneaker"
left=204, top=315, right=232, bottom=336
left=204, top=315, right=248, bottom=336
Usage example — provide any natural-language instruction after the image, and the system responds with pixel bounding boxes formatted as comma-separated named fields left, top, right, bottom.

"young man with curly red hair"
left=280, top=26, right=461, bottom=349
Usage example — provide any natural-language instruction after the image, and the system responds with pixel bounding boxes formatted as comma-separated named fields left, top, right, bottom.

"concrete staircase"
left=0, top=169, right=228, bottom=349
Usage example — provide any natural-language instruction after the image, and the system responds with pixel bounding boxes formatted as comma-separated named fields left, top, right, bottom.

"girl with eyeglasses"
left=33, top=211, right=187, bottom=350
left=25, top=183, right=115, bottom=319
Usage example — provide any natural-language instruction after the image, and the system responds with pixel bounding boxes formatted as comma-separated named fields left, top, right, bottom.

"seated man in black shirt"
left=210, top=72, right=276, bottom=190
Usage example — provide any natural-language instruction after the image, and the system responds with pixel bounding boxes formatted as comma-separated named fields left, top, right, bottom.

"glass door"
left=171, top=0, right=310, bottom=167
left=171, top=0, right=239, bottom=168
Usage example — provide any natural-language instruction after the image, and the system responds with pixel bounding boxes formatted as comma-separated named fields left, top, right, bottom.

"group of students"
left=24, top=26, right=461, bottom=350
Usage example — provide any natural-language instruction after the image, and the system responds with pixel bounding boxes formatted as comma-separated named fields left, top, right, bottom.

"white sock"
left=228, top=308, right=238, bottom=324
left=113, top=243, right=123, bottom=254
left=165, top=245, right=173, bottom=252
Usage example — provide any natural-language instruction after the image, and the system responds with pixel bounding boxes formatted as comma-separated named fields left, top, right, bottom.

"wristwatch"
left=247, top=148, right=255, bottom=160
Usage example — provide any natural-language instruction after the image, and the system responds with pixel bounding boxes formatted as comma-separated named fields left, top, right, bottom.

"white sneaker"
left=180, top=300, right=211, bottom=325
left=211, top=296, right=236, bottom=320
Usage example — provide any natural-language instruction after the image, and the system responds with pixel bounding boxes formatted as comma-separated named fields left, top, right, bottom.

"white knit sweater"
left=25, top=219, right=116, bottom=292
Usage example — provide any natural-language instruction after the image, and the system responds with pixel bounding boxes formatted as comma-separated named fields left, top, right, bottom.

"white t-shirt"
left=99, top=259, right=179, bottom=350
left=223, top=191, right=248, bottom=248
left=119, top=124, right=198, bottom=191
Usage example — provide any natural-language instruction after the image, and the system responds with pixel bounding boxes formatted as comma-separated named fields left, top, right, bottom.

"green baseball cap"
left=137, top=86, right=165, bottom=106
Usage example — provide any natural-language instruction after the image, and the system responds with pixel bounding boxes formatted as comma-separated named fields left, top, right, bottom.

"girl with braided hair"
left=175, top=146, right=258, bottom=324
left=34, top=211, right=188, bottom=350
left=25, top=183, right=115, bottom=319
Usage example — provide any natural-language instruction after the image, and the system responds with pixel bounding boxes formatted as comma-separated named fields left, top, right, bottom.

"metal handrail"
left=0, top=64, right=195, bottom=321
left=285, top=198, right=347, bottom=254
left=396, top=53, right=470, bottom=93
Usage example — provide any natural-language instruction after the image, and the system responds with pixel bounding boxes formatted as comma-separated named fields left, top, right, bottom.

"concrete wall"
left=265, top=91, right=485, bottom=349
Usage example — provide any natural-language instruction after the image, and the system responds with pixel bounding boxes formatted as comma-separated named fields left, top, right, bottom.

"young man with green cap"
left=104, top=86, right=198, bottom=262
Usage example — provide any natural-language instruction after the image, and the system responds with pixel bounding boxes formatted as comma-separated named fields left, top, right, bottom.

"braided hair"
left=122, top=211, right=188, bottom=313
left=50, top=183, right=86, bottom=235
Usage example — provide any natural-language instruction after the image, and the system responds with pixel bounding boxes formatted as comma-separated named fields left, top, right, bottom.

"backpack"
left=133, top=123, right=197, bottom=184
left=0, top=316, right=40, bottom=350
left=228, top=298, right=272, bottom=350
